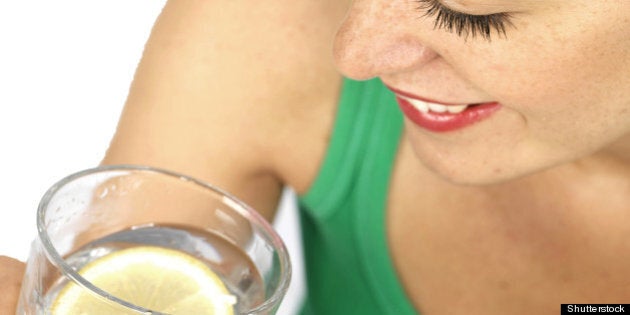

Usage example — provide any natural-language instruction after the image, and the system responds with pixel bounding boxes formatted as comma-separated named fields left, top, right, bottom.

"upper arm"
left=102, top=0, right=348, bottom=220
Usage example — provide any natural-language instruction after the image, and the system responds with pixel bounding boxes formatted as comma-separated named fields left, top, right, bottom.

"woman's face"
left=333, top=0, right=630, bottom=184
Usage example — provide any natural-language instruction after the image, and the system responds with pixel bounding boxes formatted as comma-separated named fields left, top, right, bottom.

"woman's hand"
left=0, top=256, right=25, bottom=313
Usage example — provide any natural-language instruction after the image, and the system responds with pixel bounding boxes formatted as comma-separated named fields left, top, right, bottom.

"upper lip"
left=384, top=84, right=486, bottom=106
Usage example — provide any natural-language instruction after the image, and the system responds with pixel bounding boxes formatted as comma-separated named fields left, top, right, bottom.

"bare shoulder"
left=104, top=0, right=349, bottom=219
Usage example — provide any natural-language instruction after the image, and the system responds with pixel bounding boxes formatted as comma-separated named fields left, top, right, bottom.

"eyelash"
left=416, top=0, right=513, bottom=40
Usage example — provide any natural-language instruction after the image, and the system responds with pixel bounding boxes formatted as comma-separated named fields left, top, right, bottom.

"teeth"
left=427, top=103, right=448, bottom=113
left=402, top=96, right=468, bottom=114
left=405, top=97, right=429, bottom=113
left=446, top=104, right=468, bottom=114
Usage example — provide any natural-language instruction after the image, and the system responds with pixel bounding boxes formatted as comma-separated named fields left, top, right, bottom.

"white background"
left=0, top=1, right=304, bottom=314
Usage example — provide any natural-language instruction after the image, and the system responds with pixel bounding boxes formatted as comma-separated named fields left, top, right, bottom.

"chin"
left=412, top=144, right=578, bottom=188
left=407, top=140, right=549, bottom=187
left=424, top=163, right=526, bottom=186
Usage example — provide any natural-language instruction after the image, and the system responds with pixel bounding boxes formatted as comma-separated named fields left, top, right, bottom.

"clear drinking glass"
left=17, top=165, right=291, bottom=314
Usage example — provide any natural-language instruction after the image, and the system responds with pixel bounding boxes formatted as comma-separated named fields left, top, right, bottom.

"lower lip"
left=396, top=97, right=502, bottom=132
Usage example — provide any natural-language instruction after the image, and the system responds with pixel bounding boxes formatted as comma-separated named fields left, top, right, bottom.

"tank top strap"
left=300, top=77, right=398, bottom=218
left=298, top=77, right=417, bottom=314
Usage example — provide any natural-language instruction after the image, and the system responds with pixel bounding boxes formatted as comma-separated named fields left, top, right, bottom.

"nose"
left=333, top=0, right=438, bottom=80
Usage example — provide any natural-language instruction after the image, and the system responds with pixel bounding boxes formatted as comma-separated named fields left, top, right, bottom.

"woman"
left=3, top=0, right=629, bottom=313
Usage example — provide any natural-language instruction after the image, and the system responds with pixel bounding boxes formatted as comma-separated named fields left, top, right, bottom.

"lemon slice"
left=51, top=246, right=236, bottom=315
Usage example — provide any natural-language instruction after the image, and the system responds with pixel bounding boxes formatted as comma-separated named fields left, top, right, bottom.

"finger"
left=0, top=256, right=26, bottom=313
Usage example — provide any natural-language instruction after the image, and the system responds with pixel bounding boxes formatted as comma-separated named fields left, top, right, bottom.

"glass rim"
left=37, top=164, right=292, bottom=314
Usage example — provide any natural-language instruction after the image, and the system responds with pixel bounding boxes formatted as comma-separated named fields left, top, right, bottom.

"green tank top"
left=297, top=78, right=418, bottom=314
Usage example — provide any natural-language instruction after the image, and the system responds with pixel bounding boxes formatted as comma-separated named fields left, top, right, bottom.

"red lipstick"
left=387, top=86, right=501, bottom=132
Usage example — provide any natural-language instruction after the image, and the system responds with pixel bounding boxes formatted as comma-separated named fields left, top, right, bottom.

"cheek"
left=474, top=21, right=627, bottom=119
left=464, top=3, right=630, bottom=114
left=436, top=23, right=630, bottom=177
left=483, top=46, right=630, bottom=159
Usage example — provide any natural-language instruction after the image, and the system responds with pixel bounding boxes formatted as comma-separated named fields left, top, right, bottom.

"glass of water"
left=17, top=165, right=291, bottom=314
